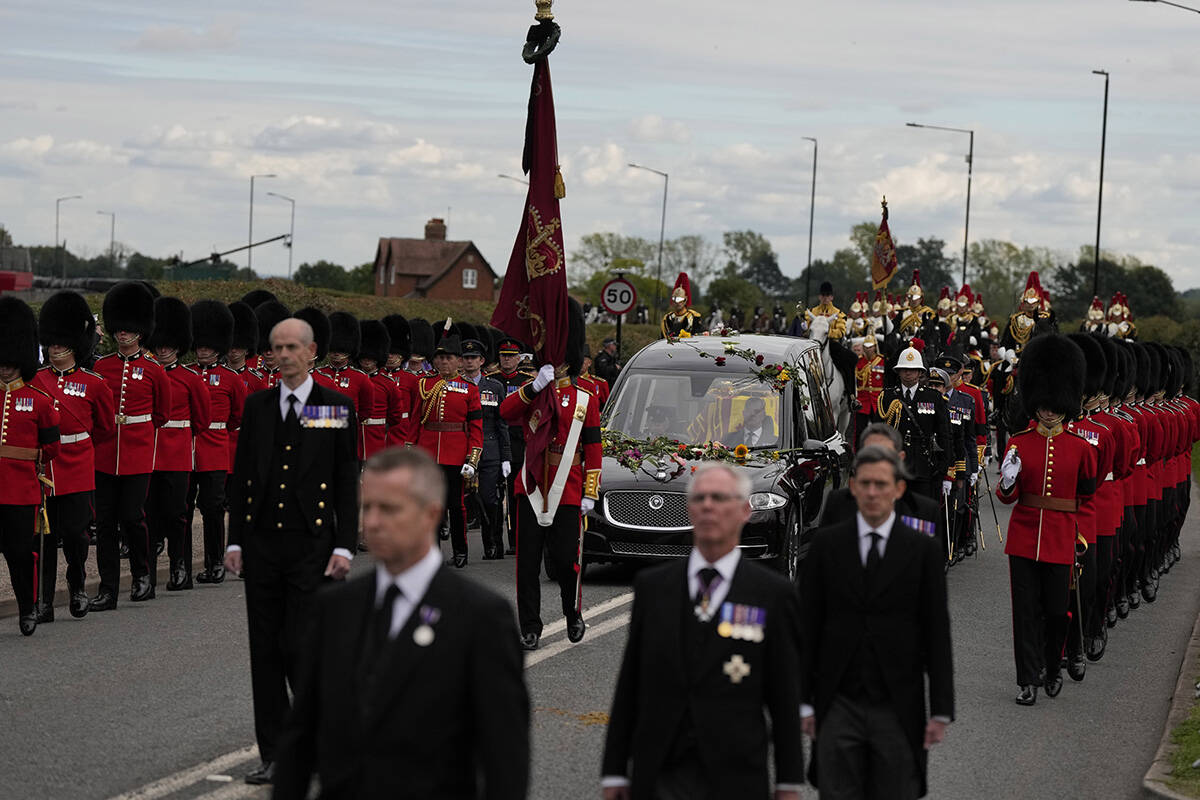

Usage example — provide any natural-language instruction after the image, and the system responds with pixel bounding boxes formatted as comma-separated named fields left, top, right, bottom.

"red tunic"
left=227, top=366, right=266, bottom=473
left=317, top=365, right=375, bottom=460
left=262, top=368, right=281, bottom=391
left=364, top=371, right=407, bottom=458
left=0, top=378, right=60, bottom=506
left=93, top=352, right=172, bottom=476
left=189, top=362, right=247, bottom=473
left=1093, top=408, right=1133, bottom=535
left=998, top=423, right=1097, bottom=565
left=499, top=377, right=602, bottom=507
left=414, top=375, right=483, bottom=467
left=578, top=373, right=610, bottom=406
left=154, top=363, right=212, bottom=473
left=854, top=355, right=885, bottom=412
left=386, top=368, right=419, bottom=445
left=1066, top=414, right=1116, bottom=544
left=32, top=366, right=115, bottom=496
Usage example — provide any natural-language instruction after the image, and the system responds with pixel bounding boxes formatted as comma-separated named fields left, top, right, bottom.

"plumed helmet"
left=0, top=296, right=40, bottom=380
left=228, top=301, right=259, bottom=354
left=1066, top=333, right=1106, bottom=400
left=1018, top=333, right=1084, bottom=420
left=1020, top=271, right=1043, bottom=309
left=254, top=301, right=291, bottom=355
left=566, top=297, right=586, bottom=377
left=103, top=281, right=156, bottom=339
left=191, top=300, right=235, bottom=355
left=293, top=307, right=331, bottom=360
left=409, top=318, right=434, bottom=360
left=382, top=314, right=411, bottom=360
left=672, top=272, right=693, bottom=307
left=328, top=311, right=361, bottom=358
left=240, top=289, right=277, bottom=308
left=38, top=290, right=97, bottom=365
left=147, top=297, right=193, bottom=354
left=358, top=320, right=390, bottom=367
left=906, top=269, right=923, bottom=301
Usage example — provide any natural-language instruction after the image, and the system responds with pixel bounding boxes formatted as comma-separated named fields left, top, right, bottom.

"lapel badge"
left=723, top=654, right=752, bottom=684
left=413, top=604, right=441, bottom=647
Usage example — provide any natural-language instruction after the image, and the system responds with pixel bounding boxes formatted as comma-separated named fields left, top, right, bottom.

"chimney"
left=424, top=217, right=447, bottom=241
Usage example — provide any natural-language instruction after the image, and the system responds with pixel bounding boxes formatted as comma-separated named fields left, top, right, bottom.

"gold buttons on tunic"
left=277, top=522, right=283, bottom=529
left=320, top=483, right=327, bottom=490
left=282, top=464, right=289, bottom=471
left=280, top=483, right=286, bottom=490
left=278, top=503, right=284, bottom=509
left=245, top=514, right=252, bottom=522
left=318, top=501, right=325, bottom=509
left=315, top=519, right=323, bottom=527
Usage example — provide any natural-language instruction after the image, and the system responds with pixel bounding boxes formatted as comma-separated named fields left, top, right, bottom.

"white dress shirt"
left=856, top=510, right=896, bottom=565
left=743, top=427, right=764, bottom=448
left=374, top=545, right=442, bottom=638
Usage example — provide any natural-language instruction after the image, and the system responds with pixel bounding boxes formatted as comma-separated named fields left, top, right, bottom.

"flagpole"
left=802, top=137, right=817, bottom=309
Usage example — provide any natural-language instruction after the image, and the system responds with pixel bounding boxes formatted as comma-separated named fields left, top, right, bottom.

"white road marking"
left=206, top=775, right=234, bottom=782
left=106, top=744, right=259, bottom=799
left=525, top=611, right=631, bottom=668
left=538, top=590, right=634, bottom=640
left=191, top=781, right=267, bottom=799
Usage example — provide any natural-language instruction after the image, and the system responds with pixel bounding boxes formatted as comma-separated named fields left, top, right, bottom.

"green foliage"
left=1050, top=250, right=1181, bottom=321
left=795, top=248, right=869, bottom=308
left=895, top=237, right=958, bottom=294
left=294, top=260, right=363, bottom=292
left=722, top=230, right=789, bottom=298
left=572, top=269, right=668, bottom=311
left=570, top=232, right=720, bottom=309
left=966, top=240, right=1059, bottom=322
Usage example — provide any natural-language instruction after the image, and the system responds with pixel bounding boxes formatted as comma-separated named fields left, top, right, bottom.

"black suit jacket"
left=272, top=565, right=530, bottom=800
left=800, top=518, right=954, bottom=796
left=602, top=557, right=803, bottom=799
left=870, top=385, right=952, bottom=481
left=228, top=382, right=359, bottom=553
left=819, top=486, right=943, bottom=543
left=722, top=425, right=772, bottom=449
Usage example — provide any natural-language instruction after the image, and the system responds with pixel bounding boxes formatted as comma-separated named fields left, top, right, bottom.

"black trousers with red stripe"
left=148, top=470, right=190, bottom=587
left=40, top=491, right=94, bottom=600
left=440, top=465, right=468, bottom=557
left=189, top=470, right=227, bottom=571
left=95, top=472, right=151, bottom=594
left=516, top=498, right=582, bottom=636
left=0, top=504, right=37, bottom=616
left=1009, top=555, right=1070, bottom=687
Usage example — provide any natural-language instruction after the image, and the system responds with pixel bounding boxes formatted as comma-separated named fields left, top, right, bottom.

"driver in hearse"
left=723, top=397, right=775, bottom=448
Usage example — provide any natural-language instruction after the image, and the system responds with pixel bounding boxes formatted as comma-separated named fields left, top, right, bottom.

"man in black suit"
left=801, top=445, right=954, bottom=799
left=723, top=396, right=776, bottom=449
left=273, top=447, right=529, bottom=800
left=224, top=317, right=359, bottom=785
left=601, top=462, right=803, bottom=800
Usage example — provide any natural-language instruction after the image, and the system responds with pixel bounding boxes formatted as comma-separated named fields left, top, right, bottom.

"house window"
left=462, top=268, right=478, bottom=289
left=389, top=264, right=395, bottom=285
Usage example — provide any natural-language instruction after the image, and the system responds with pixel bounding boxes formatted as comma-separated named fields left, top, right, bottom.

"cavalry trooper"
left=1081, top=296, right=1108, bottom=335
left=998, top=333, right=1097, bottom=707
left=147, top=297, right=211, bottom=595
left=33, top=291, right=115, bottom=622
left=871, top=344, right=951, bottom=502
left=0, top=297, right=61, bottom=636
left=929, top=353, right=977, bottom=561
left=661, top=271, right=704, bottom=338
left=318, top=311, right=375, bottom=461
left=489, top=335, right=535, bottom=555
left=414, top=333, right=482, bottom=568
left=499, top=299, right=602, bottom=652
left=804, top=280, right=848, bottom=340
left=897, top=270, right=935, bottom=340
left=852, top=334, right=884, bottom=450
left=460, top=336, right=510, bottom=560
left=187, top=300, right=246, bottom=588
left=91, top=281, right=172, bottom=611
left=950, top=284, right=983, bottom=346
left=1001, top=271, right=1053, bottom=354
left=253, top=301, right=291, bottom=391
left=381, top=313, right=417, bottom=446
left=358, top=319, right=407, bottom=459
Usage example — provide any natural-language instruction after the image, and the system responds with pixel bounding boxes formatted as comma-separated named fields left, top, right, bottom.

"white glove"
left=1000, top=448, right=1021, bottom=489
left=580, top=498, right=595, bottom=514
left=969, top=472, right=978, bottom=487
left=502, top=461, right=512, bottom=478
left=942, top=480, right=952, bottom=497
left=531, top=364, right=555, bottom=392
left=461, top=464, right=476, bottom=479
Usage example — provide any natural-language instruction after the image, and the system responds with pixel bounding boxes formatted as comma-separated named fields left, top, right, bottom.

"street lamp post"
left=1129, top=0, right=1200, bottom=12
left=55, top=194, right=82, bottom=278
left=248, top=173, right=276, bottom=271
left=1092, top=70, right=1110, bottom=300
left=802, top=136, right=817, bottom=309
left=96, top=211, right=115, bottom=273
left=628, top=163, right=669, bottom=315
left=266, top=192, right=296, bottom=279
left=906, top=122, right=974, bottom=286
left=497, top=173, right=530, bottom=186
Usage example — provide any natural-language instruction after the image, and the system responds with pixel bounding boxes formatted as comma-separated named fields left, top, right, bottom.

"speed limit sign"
left=601, top=277, right=637, bottom=316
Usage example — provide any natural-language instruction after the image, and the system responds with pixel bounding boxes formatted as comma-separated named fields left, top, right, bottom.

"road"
left=0, top=473, right=1196, bottom=800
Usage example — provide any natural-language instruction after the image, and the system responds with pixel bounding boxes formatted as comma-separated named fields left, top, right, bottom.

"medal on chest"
left=131, top=367, right=145, bottom=381
left=14, top=396, right=33, bottom=412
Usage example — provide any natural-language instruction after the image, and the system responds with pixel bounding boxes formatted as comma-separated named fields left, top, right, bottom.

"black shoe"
left=244, top=761, right=274, bottom=786
left=520, top=632, right=540, bottom=651
left=89, top=591, right=117, bottom=612
left=505, top=547, right=516, bottom=556
left=438, top=525, right=449, bottom=542
left=1015, top=685, right=1037, bottom=706
left=1067, top=653, right=1086, bottom=682
left=481, top=547, right=498, bottom=561
left=1142, top=580, right=1157, bottom=603
left=1086, top=628, right=1108, bottom=662
left=567, top=616, right=586, bottom=643
left=209, top=565, right=226, bottom=584
left=130, top=576, right=155, bottom=602
left=119, top=542, right=129, bottom=558
left=195, top=568, right=213, bottom=584
left=69, top=590, right=90, bottom=619
left=166, top=565, right=193, bottom=591
left=452, top=553, right=468, bottom=569
left=1116, top=595, right=1131, bottom=618
left=1129, top=590, right=1141, bottom=610
left=1106, top=605, right=1118, bottom=628
left=154, top=539, right=165, bottom=556
left=18, top=613, right=36, bottom=636
left=35, top=603, right=54, bottom=624
left=1044, top=671, right=1064, bottom=698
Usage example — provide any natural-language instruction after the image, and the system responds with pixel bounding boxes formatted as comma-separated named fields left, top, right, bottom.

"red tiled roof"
left=373, top=237, right=497, bottom=290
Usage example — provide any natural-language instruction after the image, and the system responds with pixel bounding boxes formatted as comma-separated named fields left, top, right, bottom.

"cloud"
left=252, top=116, right=409, bottom=151
left=129, top=23, right=237, bottom=53
left=628, top=115, right=691, bottom=144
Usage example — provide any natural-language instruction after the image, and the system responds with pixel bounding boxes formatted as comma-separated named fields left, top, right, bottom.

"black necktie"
left=865, top=532, right=882, bottom=582
left=285, top=393, right=299, bottom=426
left=373, top=584, right=403, bottom=655
left=694, top=567, right=720, bottom=616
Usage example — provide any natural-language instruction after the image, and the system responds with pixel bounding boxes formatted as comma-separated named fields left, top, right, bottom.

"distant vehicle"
left=581, top=334, right=848, bottom=582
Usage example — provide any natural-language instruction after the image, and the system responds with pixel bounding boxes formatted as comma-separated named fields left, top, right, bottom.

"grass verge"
left=1169, top=667, right=1200, bottom=797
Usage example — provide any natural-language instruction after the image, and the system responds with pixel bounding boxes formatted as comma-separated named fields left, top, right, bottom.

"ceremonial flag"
left=491, top=57, right=569, bottom=493
left=871, top=197, right=899, bottom=290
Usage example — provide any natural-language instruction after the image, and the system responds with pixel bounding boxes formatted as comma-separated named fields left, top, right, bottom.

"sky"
left=2, top=0, right=1199, bottom=291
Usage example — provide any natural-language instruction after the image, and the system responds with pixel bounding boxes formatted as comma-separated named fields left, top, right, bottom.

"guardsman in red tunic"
left=293, top=306, right=338, bottom=393
left=358, top=320, right=407, bottom=459
left=381, top=314, right=417, bottom=446
left=499, top=301, right=602, bottom=651
left=578, top=354, right=611, bottom=407
left=225, top=301, right=267, bottom=481
left=997, top=334, right=1097, bottom=706
left=406, top=318, right=437, bottom=377
left=318, top=311, right=375, bottom=461
left=0, top=297, right=61, bottom=636
left=148, top=297, right=212, bottom=595
left=1124, top=343, right=1158, bottom=608
left=415, top=334, right=483, bottom=567
left=852, top=335, right=884, bottom=450
left=238, top=288, right=278, bottom=372
left=92, top=282, right=172, bottom=610
left=33, top=291, right=115, bottom=622
left=1110, top=339, right=1146, bottom=619
left=187, top=301, right=247, bottom=588
left=253, top=300, right=291, bottom=392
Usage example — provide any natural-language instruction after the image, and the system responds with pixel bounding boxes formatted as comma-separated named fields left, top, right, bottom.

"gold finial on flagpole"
left=535, top=0, right=554, bottom=21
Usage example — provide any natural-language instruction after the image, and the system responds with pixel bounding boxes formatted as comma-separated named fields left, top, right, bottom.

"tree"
left=662, top=234, right=720, bottom=293
left=894, top=237, right=957, bottom=294
left=294, top=260, right=350, bottom=291
left=346, top=263, right=375, bottom=294
left=126, top=252, right=168, bottom=280
left=705, top=275, right=763, bottom=312
left=722, top=230, right=789, bottom=298
left=794, top=248, right=870, bottom=308
left=965, top=240, right=1059, bottom=323
left=570, top=233, right=657, bottom=282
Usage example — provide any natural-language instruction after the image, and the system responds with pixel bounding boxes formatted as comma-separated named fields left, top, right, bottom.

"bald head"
left=271, top=318, right=318, bottom=388
left=271, top=317, right=313, bottom=348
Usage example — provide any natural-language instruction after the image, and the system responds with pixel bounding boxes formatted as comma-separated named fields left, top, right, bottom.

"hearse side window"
left=804, top=352, right=836, bottom=441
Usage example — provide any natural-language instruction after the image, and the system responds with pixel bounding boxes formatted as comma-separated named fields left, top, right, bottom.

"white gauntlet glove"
left=942, top=480, right=953, bottom=497
left=1000, top=448, right=1021, bottom=490
left=580, top=498, right=595, bottom=515
left=531, top=364, right=556, bottom=393
left=461, top=464, right=476, bottom=479
left=502, top=461, right=512, bottom=478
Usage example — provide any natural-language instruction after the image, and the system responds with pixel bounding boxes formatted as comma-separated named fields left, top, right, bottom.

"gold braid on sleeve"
left=584, top=469, right=600, bottom=500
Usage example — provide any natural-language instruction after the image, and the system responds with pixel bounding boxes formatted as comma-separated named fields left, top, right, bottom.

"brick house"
left=373, top=218, right=498, bottom=300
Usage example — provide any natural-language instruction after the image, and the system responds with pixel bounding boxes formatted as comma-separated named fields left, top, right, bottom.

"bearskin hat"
left=191, top=300, right=234, bottom=355
left=1162, top=346, right=1183, bottom=398
left=1112, top=341, right=1135, bottom=402
left=1176, top=346, right=1195, bottom=398
left=566, top=296, right=586, bottom=377
left=102, top=281, right=156, bottom=339
left=381, top=314, right=410, bottom=359
left=241, top=289, right=277, bottom=308
left=473, top=325, right=494, bottom=361
left=1093, top=334, right=1119, bottom=400
left=147, top=297, right=192, bottom=354
left=293, top=307, right=331, bottom=360
left=1018, top=333, right=1084, bottom=421
left=1145, top=343, right=1166, bottom=396
left=1131, top=342, right=1152, bottom=399
left=1066, top=333, right=1106, bottom=400
left=431, top=317, right=450, bottom=343
left=0, top=296, right=40, bottom=380
left=228, top=301, right=258, bottom=354
left=328, top=311, right=360, bottom=358
left=38, top=291, right=97, bottom=364
left=358, top=320, right=390, bottom=367
left=409, top=318, right=434, bottom=360
left=254, top=301, right=291, bottom=354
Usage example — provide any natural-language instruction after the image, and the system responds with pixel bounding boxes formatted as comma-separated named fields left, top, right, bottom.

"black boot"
left=130, top=575, right=155, bottom=602
left=1015, top=685, right=1037, bottom=706
left=69, top=589, right=90, bottom=619
left=35, top=602, right=54, bottom=624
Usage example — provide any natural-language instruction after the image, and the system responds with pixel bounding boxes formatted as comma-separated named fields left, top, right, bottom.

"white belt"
left=364, top=418, right=386, bottom=426
left=209, top=422, right=227, bottom=430
left=1104, top=471, right=1114, bottom=481
left=1136, top=458, right=1146, bottom=465
left=60, top=432, right=90, bottom=444
left=116, top=413, right=152, bottom=425
left=162, top=419, right=191, bottom=429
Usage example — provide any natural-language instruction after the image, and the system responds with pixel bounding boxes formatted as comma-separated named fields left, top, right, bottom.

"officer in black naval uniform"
left=223, top=316, right=359, bottom=786
left=871, top=345, right=951, bottom=501
left=594, top=337, right=621, bottom=387
left=460, top=336, right=511, bottom=560
left=488, top=336, right=535, bottom=556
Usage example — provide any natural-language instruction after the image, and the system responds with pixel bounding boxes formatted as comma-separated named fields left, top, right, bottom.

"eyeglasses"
left=688, top=491, right=738, bottom=505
